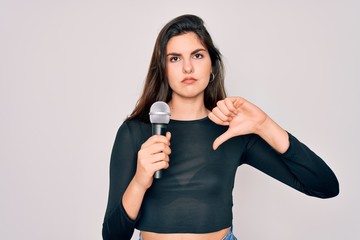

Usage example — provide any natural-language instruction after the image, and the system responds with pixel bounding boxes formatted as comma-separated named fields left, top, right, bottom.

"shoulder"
left=115, top=119, right=152, bottom=146
left=123, top=118, right=151, bottom=132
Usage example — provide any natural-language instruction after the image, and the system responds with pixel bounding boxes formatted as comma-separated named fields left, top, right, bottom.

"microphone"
left=149, top=101, right=171, bottom=179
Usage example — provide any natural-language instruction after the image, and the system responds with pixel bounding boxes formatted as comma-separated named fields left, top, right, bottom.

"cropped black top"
left=102, top=117, right=338, bottom=240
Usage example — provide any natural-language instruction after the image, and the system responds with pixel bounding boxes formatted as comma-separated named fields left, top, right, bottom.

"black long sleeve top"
left=102, top=117, right=339, bottom=240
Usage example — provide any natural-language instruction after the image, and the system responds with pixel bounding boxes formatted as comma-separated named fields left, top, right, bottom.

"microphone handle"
left=152, top=123, right=168, bottom=179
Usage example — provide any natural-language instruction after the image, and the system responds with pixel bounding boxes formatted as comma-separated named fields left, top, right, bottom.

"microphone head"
left=149, top=101, right=171, bottom=124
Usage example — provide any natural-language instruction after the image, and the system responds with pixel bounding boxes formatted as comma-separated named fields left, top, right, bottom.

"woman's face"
left=165, top=32, right=212, bottom=101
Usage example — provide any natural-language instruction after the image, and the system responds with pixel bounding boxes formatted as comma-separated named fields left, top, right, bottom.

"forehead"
left=166, top=32, right=206, bottom=53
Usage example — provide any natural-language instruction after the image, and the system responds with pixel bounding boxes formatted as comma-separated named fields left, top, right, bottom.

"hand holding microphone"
left=134, top=101, right=171, bottom=189
left=149, top=101, right=171, bottom=179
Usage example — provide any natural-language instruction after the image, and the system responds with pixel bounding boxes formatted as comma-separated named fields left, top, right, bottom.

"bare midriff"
left=141, top=227, right=230, bottom=240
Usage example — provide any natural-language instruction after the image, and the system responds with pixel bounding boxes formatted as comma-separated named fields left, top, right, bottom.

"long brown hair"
left=126, top=14, right=226, bottom=122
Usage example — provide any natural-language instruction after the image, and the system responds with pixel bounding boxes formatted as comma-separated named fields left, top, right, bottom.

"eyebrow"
left=166, top=48, right=207, bottom=57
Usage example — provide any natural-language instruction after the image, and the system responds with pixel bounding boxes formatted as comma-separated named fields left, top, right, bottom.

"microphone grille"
left=149, top=101, right=171, bottom=124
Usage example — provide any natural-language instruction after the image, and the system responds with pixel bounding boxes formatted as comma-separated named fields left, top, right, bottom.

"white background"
left=1, top=0, right=359, bottom=239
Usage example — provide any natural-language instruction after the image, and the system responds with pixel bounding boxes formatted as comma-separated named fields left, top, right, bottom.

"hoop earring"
left=209, top=72, right=215, bottom=82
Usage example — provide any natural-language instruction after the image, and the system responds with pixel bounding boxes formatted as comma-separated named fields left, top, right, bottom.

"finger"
left=231, top=96, right=246, bottom=109
left=212, top=107, right=231, bottom=122
left=146, top=142, right=172, bottom=155
left=216, top=100, right=233, bottom=117
left=213, top=130, right=235, bottom=150
left=141, top=135, right=170, bottom=149
left=166, top=131, right=171, bottom=139
left=224, top=97, right=238, bottom=114
left=208, top=112, right=230, bottom=126
left=161, top=144, right=171, bottom=155
left=141, top=151, right=169, bottom=165
left=166, top=132, right=171, bottom=145
left=152, top=152, right=170, bottom=163
left=151, top=160, right=170, bottom=172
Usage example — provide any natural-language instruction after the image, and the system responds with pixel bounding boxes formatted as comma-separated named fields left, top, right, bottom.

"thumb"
left=213, top=130, right=235, bottom=150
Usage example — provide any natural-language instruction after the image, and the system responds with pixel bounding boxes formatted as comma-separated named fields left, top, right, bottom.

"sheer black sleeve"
left=243, top=132, right=339, bottom=198
left=102, top=122, right=140, bottom=240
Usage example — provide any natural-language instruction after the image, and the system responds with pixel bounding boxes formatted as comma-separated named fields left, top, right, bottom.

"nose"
left=182, top=58, right=193, bottom=74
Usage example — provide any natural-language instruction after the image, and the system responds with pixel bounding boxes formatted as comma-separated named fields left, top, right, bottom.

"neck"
left=168, top=96, right=209, bottom=120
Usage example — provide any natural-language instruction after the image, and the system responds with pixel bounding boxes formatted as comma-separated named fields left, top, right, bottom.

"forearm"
left=122, top=177, right=147, bottom=220
left=102, top=178, right=144, bottom=240
left=245, top=132, right=339, bottom=198
left=255, top=117, right=289, bottom=154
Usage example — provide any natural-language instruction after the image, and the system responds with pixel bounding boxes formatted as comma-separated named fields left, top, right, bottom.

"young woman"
left=102, top=14, right=339, bottom=240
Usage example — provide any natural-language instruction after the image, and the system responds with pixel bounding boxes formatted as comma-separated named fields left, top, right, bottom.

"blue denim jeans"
left=139, top=226, right=237, bottom=240
left=222, top=226, right=237, bottom=240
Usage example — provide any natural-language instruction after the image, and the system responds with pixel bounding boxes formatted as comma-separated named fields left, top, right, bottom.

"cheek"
left=166, top=67, right=176, bottom=88
left=166, top=64, right=181, bottom=81
left=198, top=59, right=212, bottom=74
left=206, top=59, right=213, bottom=73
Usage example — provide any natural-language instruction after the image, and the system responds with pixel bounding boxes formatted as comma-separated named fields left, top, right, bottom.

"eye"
left=193, top=53, right=204, bottom=59
left=169, top=56, right=180, bottom=62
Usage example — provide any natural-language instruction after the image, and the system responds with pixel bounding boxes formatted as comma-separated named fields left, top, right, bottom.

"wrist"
left=255, top=117, right=289, bottom=154
left=132, top=174, right=152, bottom=192
left=254, top=116, right=272, bottom=136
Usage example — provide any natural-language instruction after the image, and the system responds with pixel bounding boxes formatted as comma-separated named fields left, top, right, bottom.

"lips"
left=182, top=77, right=197, bottom=84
